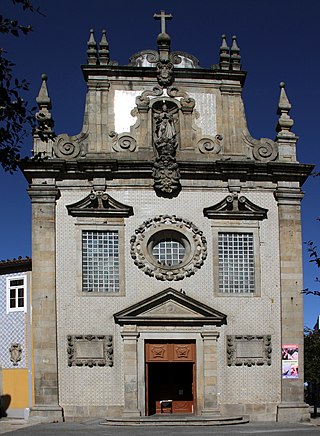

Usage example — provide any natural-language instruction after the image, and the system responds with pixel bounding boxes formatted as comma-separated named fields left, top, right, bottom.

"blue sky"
left=1, top=0, right=319, bottom=328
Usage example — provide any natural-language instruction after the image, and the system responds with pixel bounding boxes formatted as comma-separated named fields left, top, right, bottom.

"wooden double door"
left=145, top=341, right=196, bottom=415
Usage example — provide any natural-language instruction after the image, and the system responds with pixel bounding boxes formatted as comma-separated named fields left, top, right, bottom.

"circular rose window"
left=130, top=215, right=207, bottom=281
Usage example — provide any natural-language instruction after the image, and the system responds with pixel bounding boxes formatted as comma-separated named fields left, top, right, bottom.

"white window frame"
left=6, top=275, right=27, bottom=313
left=212, top=223, right=261, bottom=296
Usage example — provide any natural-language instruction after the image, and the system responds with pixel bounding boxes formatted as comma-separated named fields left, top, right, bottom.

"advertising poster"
left=282, top=344, right=299, bottom=379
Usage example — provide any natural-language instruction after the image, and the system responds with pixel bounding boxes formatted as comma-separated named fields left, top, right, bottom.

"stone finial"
left=230, top=35, right=241, bottom=71
left=276, top=82, right=295, bottom=136
left=219, top=34, right=230, bottom=70
left=87, top=29, right=98, bottom=65
left=35, top=74, right=54, bottom=135
left=99, top=29, right=110, bottom=65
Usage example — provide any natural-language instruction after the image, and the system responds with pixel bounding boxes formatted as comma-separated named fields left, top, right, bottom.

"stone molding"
left=66, top=190, right=133, bottom=218
left=27, top=185, right=60, bottom=203
left=226, top=335, right=272, bottom=366
left=67, top=335, right=113, bottom=367
left=274, top=188, right=304, bottom=205
left=114, top=287, right=227, bottom=327
left=130, top=215, right=207, bottom=281
left=203, top=193, right=268, bottom=221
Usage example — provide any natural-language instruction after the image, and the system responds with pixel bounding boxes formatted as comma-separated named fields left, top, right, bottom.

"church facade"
left=21, top=12, right=313, bottom=422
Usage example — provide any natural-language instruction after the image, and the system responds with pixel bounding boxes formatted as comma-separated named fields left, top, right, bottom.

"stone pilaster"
left=120, top=327, right=141, bottom=417
left=201, top=329, right=220, bottom=415
left=275, top=186, right=310, bottom=422
left=27, top=182, right=63, bottom=422
left=85, top=80, right=110, bottom=153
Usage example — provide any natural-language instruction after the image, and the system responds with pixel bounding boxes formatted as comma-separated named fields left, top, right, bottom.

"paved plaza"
left=1, top=419, right=320, bottom=436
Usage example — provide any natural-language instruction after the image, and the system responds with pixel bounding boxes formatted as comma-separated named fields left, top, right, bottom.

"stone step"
left=101, top=415, right=249, bottom=426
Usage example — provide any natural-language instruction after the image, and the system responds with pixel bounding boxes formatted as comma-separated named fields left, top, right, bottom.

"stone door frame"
left=135, top=328, right=219, bottom=416
left=144, top=340, right=196, bottom=415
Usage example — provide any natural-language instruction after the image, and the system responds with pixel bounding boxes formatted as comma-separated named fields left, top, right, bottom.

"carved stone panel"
left=9, top=343, right=22, bottom=366
left=67, top=335, right=113, bottom=367
left=227, top=335, right=272, bottom=367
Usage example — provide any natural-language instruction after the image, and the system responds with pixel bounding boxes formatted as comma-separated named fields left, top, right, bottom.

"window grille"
left=152, top=238, right=186, bottom=267
left=218, top=232, right=255, bottom=293
left=82, top=230, right=119, bottom=292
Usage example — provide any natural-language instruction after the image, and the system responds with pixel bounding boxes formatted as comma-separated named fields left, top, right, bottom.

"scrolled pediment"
left=203, top=194, right=268, bottom=221
left=66, top=190, right=133, bottom=218
left=113, top=288, right=227, bottom=327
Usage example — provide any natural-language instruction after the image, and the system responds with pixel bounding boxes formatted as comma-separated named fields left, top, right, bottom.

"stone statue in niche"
left=154, top=101, right=178, bottom=147
left=152, top=100, right=181, bottom=196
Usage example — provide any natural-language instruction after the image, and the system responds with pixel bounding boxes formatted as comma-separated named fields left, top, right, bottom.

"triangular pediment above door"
left=113, top=288, right=227, bottom=326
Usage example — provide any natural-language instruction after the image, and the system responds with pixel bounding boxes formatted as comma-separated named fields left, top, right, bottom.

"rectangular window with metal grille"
left=218, top=232, right=255, bottom=293
left=82, top=230, right=119, bottom=292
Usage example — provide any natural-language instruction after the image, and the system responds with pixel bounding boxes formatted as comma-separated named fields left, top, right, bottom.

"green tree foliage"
left=304, top=328, right=320, bottom=416
left=0, top=0, right=48, bottom=172
left=303, top=241, right=320, bottom=296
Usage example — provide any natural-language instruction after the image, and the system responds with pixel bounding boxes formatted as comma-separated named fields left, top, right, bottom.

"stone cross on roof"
left=154, top=10, right=172, bottom=34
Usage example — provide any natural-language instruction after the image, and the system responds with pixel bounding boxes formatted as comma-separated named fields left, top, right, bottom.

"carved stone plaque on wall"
left=227, top=335, right=272, bottom=367
left=67, top=335, right=113, bottom=367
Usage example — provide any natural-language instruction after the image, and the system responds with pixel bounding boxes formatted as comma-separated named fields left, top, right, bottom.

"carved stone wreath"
left=130, top=215, right=207, bottom=281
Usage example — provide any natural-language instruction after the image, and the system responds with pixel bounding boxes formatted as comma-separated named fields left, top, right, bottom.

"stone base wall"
left=63, top=404, right=124, bottom=420
left=220, top=403, right=278, bottom=422
left=277, top=402, right=310, bottom=423
left=29, top=405, right=63, bottom=422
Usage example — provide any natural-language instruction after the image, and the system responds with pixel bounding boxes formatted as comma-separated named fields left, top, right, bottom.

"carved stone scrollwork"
left=129, top=49, right=159, bottom=66
left=167, top=86, right=195, bottom=111
left=136, top=86, right=163, bottom=110
left=53, top=132, right=87, bottom=159
left=9, top=343, right=22, bottom=366
left=198, top=135, right=223, bottom=154
left=252, top=140, right=278, bottom=162
left=243, top=132, right=278, bottom=162
left=130, top=215, right=207, bottom=281
left=67, top=334, right=113, bottom=367
left=110, top=132, right=136, bottom=152
left=227, top=335, right=272, bottom=367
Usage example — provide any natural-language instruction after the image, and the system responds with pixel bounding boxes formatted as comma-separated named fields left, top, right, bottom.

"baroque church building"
left=21, top=12, right=313, bottom=423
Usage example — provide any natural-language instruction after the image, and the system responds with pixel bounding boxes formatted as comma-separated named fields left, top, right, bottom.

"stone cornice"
left=81, top=64, right=247, bottom=86
left=27, top=184, right=60, bottom=203
left=274, top=188, right=305, bottom=205
left=21, top=159, right=314, bottom=186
